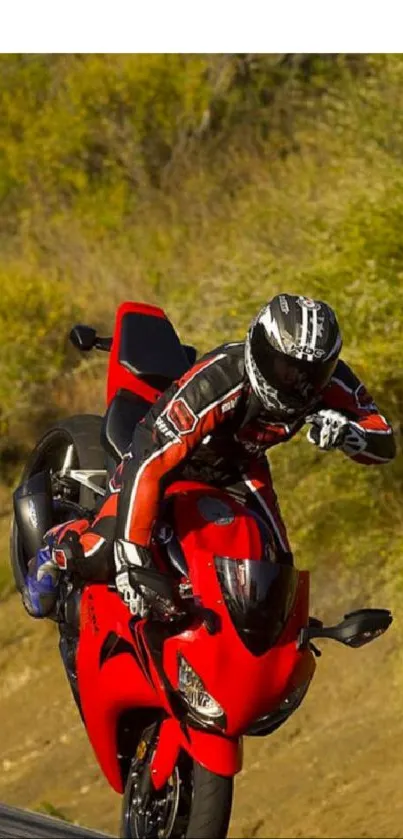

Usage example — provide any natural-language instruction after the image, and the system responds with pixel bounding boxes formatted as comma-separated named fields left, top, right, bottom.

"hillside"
left=0, top=53, right=402, bottom=836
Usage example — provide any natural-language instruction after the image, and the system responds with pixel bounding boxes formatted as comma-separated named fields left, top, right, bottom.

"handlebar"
left=95, top=336, right=112, bottom=352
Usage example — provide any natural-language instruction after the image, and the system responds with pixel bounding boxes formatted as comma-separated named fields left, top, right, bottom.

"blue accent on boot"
left=23, top=546, right=59, bottom=618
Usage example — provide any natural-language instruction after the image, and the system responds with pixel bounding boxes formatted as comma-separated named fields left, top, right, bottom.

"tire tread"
left=186, top=762, right=233, bottom=839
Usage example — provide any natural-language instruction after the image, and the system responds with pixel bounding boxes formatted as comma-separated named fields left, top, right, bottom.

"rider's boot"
left=21, top=524, right=74, bottom=618
left=22, top=544, right=61, bottom=618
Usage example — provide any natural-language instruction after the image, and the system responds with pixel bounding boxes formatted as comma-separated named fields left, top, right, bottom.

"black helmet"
left=245, top=293, right=342, bottom=420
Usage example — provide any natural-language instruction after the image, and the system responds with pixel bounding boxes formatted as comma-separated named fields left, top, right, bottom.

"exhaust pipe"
left=13, top=471, right=54, bottom=558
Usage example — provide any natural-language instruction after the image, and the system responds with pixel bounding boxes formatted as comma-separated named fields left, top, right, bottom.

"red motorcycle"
left=11, top=302, right=393, bottom=839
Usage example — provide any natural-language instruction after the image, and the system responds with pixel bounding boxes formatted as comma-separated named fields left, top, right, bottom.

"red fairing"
left=76, top=586, right=158, bottom=793
left=163, top=488, right=315, bottom=741
left=76, top=483, right=315, bottom=793
left=149, top=719, right=243, bottom=790
left=106, top=301, right=167, bottom=405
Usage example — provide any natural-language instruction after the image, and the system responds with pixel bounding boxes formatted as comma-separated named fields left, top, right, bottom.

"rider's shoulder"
left=329, top=358, right=360, bottom=391
left=207, top=341, right=245, bottom=376
left=188, top=342, right=245, bottom=390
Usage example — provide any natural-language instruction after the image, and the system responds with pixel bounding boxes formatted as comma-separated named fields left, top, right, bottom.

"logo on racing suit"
left=221, top=396, right=238, bottom=414
left=235, top=420, right=291, bottom=454
left=155, top=415, right=178, bottom=441
left=167, top=398, right=198, bottom=434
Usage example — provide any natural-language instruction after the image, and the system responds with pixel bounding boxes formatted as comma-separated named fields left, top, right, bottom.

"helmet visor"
left=251, top=323, right=338, bottom=408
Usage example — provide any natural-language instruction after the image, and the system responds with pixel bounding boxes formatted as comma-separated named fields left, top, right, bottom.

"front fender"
left=150, top=718, right=243, bottom=790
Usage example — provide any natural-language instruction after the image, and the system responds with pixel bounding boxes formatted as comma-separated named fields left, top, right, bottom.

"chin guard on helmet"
left=245, top=336, right=298, bottom=417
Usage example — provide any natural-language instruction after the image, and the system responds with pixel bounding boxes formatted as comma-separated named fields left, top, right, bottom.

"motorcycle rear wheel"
left=121, top=749, right=233, bottom=839
left=10, top=414, right=105, bottom=592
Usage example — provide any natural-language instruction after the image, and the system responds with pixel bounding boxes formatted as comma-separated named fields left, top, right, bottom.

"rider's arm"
left=321, top=360, right=396, bottom=464
left=124, top=349, right=244, bottom=547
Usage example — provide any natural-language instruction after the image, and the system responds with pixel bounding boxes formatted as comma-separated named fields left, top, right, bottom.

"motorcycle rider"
left=22, top=293, right=396, bottom=619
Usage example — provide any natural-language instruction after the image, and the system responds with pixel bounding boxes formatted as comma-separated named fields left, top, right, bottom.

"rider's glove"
left=306, top=409, right=350, bottom=451
left=114, top=539, right=153, bottom=617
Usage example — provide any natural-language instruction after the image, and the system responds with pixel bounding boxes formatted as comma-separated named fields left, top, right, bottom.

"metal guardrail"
left=0, top=804, right=114, bottom=839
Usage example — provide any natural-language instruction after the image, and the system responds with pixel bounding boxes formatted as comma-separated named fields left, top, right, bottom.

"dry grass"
left=0, top=53, right=402, bottom=835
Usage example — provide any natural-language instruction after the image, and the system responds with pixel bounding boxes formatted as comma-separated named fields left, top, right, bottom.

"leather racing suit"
left=49, top=342, right=395, bottom=581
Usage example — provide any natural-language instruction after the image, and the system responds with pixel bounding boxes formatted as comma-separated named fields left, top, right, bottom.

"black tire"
left=122, top=752, right=233, bottom=839
left=23, top=415, right=105, bottom=508
left=10, top=414, right=105, bottom=592
left=185, top=762, right=233, bottom=839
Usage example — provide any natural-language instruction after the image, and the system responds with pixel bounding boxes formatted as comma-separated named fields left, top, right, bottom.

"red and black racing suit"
left=52, top=343, right=396, bottom=578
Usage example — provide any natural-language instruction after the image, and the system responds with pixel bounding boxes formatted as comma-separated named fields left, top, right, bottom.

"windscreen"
left=215, top=557, right=298, bottom=655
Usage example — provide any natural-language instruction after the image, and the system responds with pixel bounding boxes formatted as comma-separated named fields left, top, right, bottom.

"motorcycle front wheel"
left=121, top=746, right=233, bottom=839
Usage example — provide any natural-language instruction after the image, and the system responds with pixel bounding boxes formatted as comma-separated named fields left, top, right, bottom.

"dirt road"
left=0, top=584, right=401, bottom=839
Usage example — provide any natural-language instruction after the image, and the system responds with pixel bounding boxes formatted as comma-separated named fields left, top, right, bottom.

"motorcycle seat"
left=101, top=388, right=150, bottom=463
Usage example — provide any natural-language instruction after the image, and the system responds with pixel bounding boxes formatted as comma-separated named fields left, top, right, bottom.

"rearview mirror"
left=299, top=608, right=392, bottom=650
left=69, top=324, right=97, bottom=351
left=335, top=609, right=393, bottom=647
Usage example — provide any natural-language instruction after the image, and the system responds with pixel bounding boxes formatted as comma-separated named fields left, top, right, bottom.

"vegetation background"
left=0, top=54, right=402, bottom=837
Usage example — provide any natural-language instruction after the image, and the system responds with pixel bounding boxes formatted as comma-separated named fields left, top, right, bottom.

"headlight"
left=178, top=654, right=224, bottom=720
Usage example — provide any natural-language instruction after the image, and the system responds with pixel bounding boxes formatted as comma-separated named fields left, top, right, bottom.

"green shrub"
left=0, top=264, right=74, bottom=440
left=0, top=52, right=402, bottom=588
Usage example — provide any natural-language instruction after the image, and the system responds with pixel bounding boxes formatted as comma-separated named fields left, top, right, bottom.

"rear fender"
left=149, top=718, right=243, bottom=790
left=107, top=301, right=166, bottom=404
left=107, top=301, right=191, bottom=405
